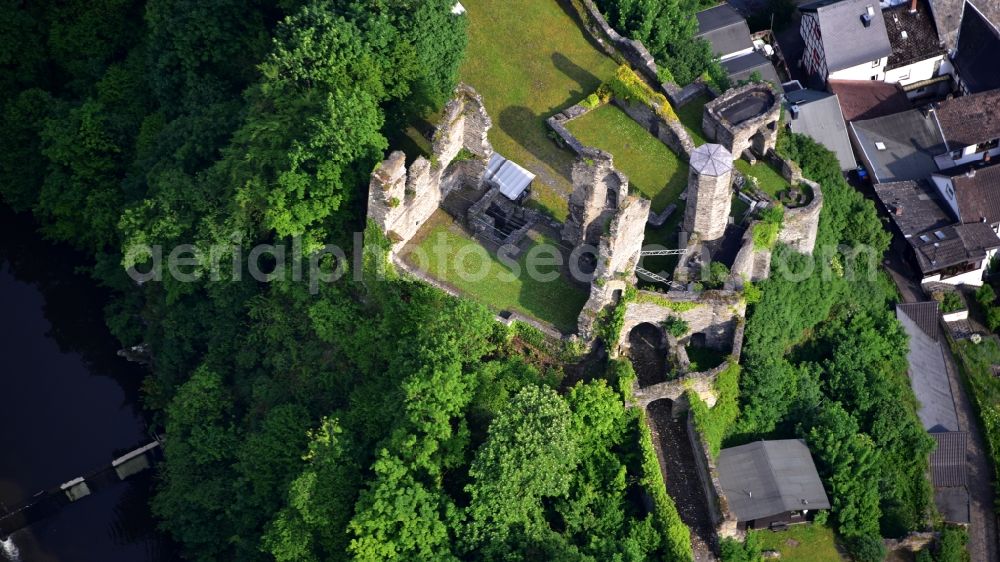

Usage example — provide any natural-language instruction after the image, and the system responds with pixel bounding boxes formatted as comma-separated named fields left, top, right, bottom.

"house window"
left=870, top=75, right=877, bottom=80
left=872, top=58, right=880, bottom=67
left=976, top=139, right=1000, bottom=152
left=952, top=149, right=964, bottom=160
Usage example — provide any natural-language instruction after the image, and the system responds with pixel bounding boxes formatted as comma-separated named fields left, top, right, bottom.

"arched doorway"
left=628, top=323, right=668, bottom=388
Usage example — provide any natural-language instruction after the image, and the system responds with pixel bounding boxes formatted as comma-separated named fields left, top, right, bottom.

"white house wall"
left=884, top=55, right=946, bottom=86
left=829, top=57, right=887, bottom=81
left=929, top=175, right=960, bottom=219
left=921, top=265, right=986, bottom=287
left=934, top=145, right=1000, bottom=170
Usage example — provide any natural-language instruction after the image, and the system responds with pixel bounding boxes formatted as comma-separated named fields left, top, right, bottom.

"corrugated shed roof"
left=718, top=439, right=831, bottom=522
left=851, top=109, right=946, bottom=183
left=930, top=431, right=968, bottom=487
left=485, top=153, right=535, bottom=200
left=801, top=0, right=892, bottom=73
left=786, top=90, right=856, bottom=170
left=935, top=88, right=1000, bottom=148
left=697, top=4, right=755, bottom=58
left=953, top=1, right=1000, bottom=93
left=829, top=79, right=910, bottom=122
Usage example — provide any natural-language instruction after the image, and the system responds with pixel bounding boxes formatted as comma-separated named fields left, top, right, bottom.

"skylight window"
left=875, top=142, right=886, bottom=150
left=934, top=231, right=946, bottom=240
left=919, top=235, right=931, bottom=242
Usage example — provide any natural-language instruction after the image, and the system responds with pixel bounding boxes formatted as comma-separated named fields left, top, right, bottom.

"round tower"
left=683, top=143, right=734, bottom=242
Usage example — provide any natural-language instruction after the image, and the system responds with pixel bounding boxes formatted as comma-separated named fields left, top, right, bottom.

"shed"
left=785, top=89, right=856, bottom=171
left=484, top=153, right=535, bottom=200
left=930, top=431, right=970, bottom=524
left=718, top=439, right=831, bottom=530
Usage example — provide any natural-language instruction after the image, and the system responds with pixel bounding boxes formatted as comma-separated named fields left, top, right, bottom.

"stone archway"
left=627, top=322, right=668, bottom=388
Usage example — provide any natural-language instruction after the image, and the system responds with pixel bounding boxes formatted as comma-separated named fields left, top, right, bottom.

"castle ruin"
left=683, top=144, right=734, bottom=243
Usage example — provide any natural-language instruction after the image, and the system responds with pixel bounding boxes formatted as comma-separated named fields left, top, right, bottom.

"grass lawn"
left=952, top=338, right=1000, bottom=493
left=402, top=211, right=588, bottom=333
left=456, top=0, right=618, bottom=221
left=566, top=104, right=687, bottom=213
left=755, top=524, right=844, bottom=562
left=676, top=94, right=709, bottom=147
left=735, top=159, right=790, bottom=199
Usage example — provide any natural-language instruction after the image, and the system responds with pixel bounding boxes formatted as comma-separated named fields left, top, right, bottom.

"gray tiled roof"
left=851, top=109, right=946, bottom=183
left=723, top=52, right=782, bottom=85
left=941, top=163, right=1000, bottom=225
left=929, top=0, right=1000, bottom=51
left=910, top=221, right=1000, bottom=272
left=786, top=89, right=856, bottom=170
left=884, top=0, right=946, bottom=70
left=801, top=0, right=892, bottom=73
left=874, top=179, right=955, bottom=236
left=896, top=302, right=961, bottom=433
left=935, top=88, right=1000, bottom=148
left=953, top=1, right=1000, bottom=93
left=718, top=439, right=831, bottom=522
left=930, top=431, right=968, bottom=487
left=696, top=4, right=755, bottom=58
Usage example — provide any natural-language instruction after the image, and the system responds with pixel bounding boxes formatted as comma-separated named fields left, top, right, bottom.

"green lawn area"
left=755, top=524, right=844, bottom=562
left=676, top=94, right=709, bottom=147
left=566, top=104, right=687, bottom=213
left=402, top=211, right=588, bottom=333
left=456, top=0, right=618, bottom=221
left=735, top=159, right=790, bottom=198
left=952, top=338, right=1000, bottom=494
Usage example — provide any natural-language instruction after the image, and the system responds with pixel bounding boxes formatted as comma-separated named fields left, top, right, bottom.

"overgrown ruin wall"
left=776, top=178, right=823, bottom=255
left=612, top=98, right=695, bottom=160
left=367, top=84, right=493, bottom=256
left=620, top=290, right=745, bottom=352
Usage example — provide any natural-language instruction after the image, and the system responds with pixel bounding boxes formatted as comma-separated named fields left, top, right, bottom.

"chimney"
left=910, top=0, right=918, bottom=13
left=894, top=205, right=904, bottom=216
left=967, top=168, right=977, bottom=178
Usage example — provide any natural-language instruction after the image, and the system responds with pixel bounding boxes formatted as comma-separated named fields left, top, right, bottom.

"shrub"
left=988, top=307, right=1000, bottom=331
left=846, top=534, right=887, bottom=562
left=976, top=284, right=996, bottom=308
left=936, top=526, right=969, bottom=562
left=579, top=92, right=602, bottom=109
left=751, top=206, right=784, bottom=250
left=688, top=363, right=740, bottom=456
left=661, top=316, right=688, bottom=338
left=705, top=261, right=730, bottom=289
left=932, top=290, right=965, bottom=314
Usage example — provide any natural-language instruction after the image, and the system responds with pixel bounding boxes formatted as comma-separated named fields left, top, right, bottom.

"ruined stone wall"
left=621, top=290, right=745, bottom=353
left=702, top=83, right=782, bottom=160
left=562, top=148, right=629, bottom=247
left=367, top=84, right=493, bottom=255
left=776, top=178, right=823, bottom=255
left=601, top=195, right=651, bottom=277
left=730, top=223, right=772, bottom=284
left=687, top=416, right=740, bottom=540
left=612, top=98, right=695, bottom=160
left=576, top=0, right=661, bottom=86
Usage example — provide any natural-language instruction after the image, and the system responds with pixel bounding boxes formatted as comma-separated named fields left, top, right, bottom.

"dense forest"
left=0, top=1, right=691, bottom=560
left=0, top=1, right=940, bottom=561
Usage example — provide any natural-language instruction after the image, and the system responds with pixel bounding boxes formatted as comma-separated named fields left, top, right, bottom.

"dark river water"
left=0, top=207, right=174, bottom=561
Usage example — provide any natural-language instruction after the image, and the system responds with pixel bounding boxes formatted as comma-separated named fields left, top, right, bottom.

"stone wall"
left=563, top=148, right=629, bottom=247
left=366, top=84, right=493, bottom=256
left=576, top=0, right=661, bottom=86
left=687, top=415, right=739, bottom=540
left=702, top=83, right=781, bottom=160
left=730, top=222, right=773, bottom=284
left=776, top=178, right=823, bottom=255
left=621, top=290, right=745, bottom=352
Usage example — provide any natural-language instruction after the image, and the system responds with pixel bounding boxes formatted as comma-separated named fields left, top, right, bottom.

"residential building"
left=829, top=79, right=911, bottom=121
left=929, top=163, right=1000, bottom=232
left=952, top=0, right=1000, bottom=94
left=849, top=88, right=1000, bottom=183
left=875, top=179, right=1000, bottom=285
left=800, top=0, right=892, bottom=83
left=696, top=4, right=781, bottom=84
left=717, top=439, right=831, bottom=531
left=927, top=0, right=1000, bottom=51
left=784, top=88, right=856, bottom=170
left=882, top=0, right=953, bottom=98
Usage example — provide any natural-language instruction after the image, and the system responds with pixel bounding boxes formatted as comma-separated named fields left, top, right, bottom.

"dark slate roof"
left=941, top=163, right=1000, bottom=224
left=718, top=439, right=831, bottom=522
left=874, top=179, right=955, bottom=235
left=930, top=431, right=968, bottom=487
left=935, top=88, right=1000, bottom=148
left=829, top=79, right=911, bottom=122
left=884, top=0, right=947, bottom=70
left=851, top=109, right=947, bottom=183
left=935, top=486, right=971, bottom=524
left=800, top=0, right=892, bottom=73
left=953, top=1, right=1000, bottom=93
left=697, top=4, right=755, bottom=57
left=929, top=0, right=1000, bottom=51
left=897, top=301, right=941, bottom=340
left=910, top=221, right=1000, bottom=272
left=723, top=52, right=782, bottom=85
left=896, top=302, right=961, bottom=432
left=786, top=89, right=856, bottom=170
